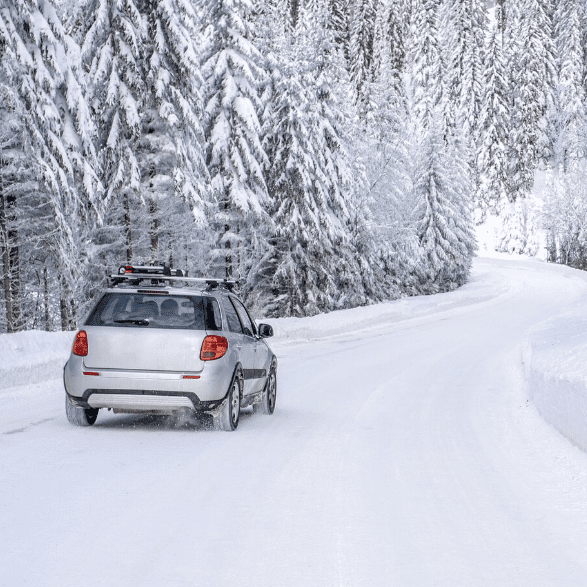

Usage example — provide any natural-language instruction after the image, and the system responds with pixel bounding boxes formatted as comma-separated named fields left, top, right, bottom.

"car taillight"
left=72, top=331, right=88, bottom=356
left=200, top=335, right=228, bottom=361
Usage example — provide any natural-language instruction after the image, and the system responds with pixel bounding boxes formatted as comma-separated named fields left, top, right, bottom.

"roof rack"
left=108, top=265, right=238, bottom=292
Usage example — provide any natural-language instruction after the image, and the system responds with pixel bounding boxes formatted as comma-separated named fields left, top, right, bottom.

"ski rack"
left=108, top=267, right=238, bottom=291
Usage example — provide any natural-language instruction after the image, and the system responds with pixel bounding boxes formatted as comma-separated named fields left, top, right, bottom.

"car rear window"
left=86, top=293, right=221, bottom=331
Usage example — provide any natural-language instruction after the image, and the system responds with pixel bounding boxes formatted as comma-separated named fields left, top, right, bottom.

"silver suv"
left=63, top=265, right=277, bottom=431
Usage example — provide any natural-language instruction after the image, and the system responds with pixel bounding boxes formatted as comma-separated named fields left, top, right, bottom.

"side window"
left=230, top=297, right=255, bottom=337
left=204, top=298, right=222, bottom=331
left=221, top=296, right=243, bottom=334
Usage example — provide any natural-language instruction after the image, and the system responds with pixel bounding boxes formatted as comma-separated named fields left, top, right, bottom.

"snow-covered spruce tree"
left=0, top=0, right=102, bottom=330
left=138, top=0, right=208, bottom=263
left=542, top=160, right=587, bottom=269
left=440, top=0, right=487, bottom=142
left=497, top=0, right=555, bottom=253
left=328, top=0, right=350, bottom=53
left=413, top=120, right=476, bottom=294
left=303, top=2, right=379, bottom=310
left=249, top=1, right=373, bottom=317
left=76, top=0, right=144, bottom=266
left=477, top=19, right=510, bottom=219
left=0, top=74, right=63, bottom=333
left=549, top=0, right=586, bottom=170
left=505, top=0, right=555, bottom=199
left=0, top=76, right=27, bottom=333
left=76, top=0, right=208, bottom=278
left=386, top=0, right=407, bottom=97
left=407, top=0, right=443, bottom=130
left=202, top=0, right=268, bottom=280
left=347, top=0, right=377, bottom=110
left=439, top=0, right=487, bottom=212
left=361, top=1, right=414, bottom=297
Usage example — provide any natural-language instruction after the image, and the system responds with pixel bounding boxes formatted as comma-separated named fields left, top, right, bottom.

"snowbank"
left=524, top=296, right=587, bottom=452
left=0, top=331, right=74, bottom=390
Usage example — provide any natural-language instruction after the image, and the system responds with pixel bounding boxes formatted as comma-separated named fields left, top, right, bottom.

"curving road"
left=2, top=258, right=587, bottom=586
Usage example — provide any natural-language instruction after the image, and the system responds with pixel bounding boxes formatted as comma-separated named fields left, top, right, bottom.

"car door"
left=220, top=296, right=256, bottom=395
left=229, top=296, right=267, bottom=395
left=240, top=300, right=271, bottom=391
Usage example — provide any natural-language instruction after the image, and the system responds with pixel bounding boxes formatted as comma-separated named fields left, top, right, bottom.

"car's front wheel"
left=65, top=395, right=99, bottom=426
left=218, top=371, right=242, bottom=431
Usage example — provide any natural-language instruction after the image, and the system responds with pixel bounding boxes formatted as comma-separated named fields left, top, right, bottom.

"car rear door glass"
left=230, top=297, right=255, bottom=337
left=204, top=297, right=222, bottom=331
left=221, top=296, right=243, bottom=334
left=86, top=293, right=207, bottom=330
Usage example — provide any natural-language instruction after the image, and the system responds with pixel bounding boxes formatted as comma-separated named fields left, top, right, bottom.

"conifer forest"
left=1, top=0, right=586, bottom=333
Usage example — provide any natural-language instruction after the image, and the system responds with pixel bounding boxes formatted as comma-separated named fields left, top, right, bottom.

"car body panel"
left=83, top=326, right=207, bottom=372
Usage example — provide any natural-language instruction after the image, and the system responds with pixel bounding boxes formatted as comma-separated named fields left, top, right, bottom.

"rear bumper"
left=64, top=354, right=233, bottom=407
left=66, top=388, right=226, bottom=414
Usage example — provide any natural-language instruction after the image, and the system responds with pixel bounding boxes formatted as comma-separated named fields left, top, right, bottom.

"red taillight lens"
left=200, top=335, right=228, bottom=361
left=72, top=331, right=88, bottom=356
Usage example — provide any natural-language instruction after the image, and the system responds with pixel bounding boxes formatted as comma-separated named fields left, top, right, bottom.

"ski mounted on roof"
left=107, top=264, right=239, bottom=292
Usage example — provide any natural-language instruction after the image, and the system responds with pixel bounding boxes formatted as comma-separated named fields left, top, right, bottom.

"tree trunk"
left=59, top=274, right=72, bottom=331
left=124, top=193, right=133, bottom=264
left=150, top=197, right=159, bottom=264
left=0, top=190, right=14, bottom=333
left=223, top=199, right=232, bottom=279
left=7, top=193, right=22, bottom=330
left=44, top=265, right=51, bottom=331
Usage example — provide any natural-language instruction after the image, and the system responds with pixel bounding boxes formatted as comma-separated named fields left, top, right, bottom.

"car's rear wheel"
left=254, top=363, right=277, bottom=415
left=219, top=371, right=242, bottom=431
left=65, top=395, right=99, bottom=426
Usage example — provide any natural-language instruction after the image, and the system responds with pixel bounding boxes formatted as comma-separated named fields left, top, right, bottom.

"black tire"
left=65, top=395, right=98, bottom=426
left=219, top=370, right=242, bottom=431
left=254, top=363, right=277, bottom=415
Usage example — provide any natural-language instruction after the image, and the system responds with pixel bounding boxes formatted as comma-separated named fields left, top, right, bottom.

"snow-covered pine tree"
left=542, top=160, right=587, bottom=269
left=386, top=0, right=406, bottom=97
left=77, top=0, right=208, bottom=276
left=328, top=0, right=350, bottom=53
left=408, top=0, right=443, bottom=130
left=348, top=0, right=377, bottom=110
left=302, top=2, right=376, bottom=309
left=202, top=0, right=268, bottom=280
left=497, top=0, right=555, bottom=253
left=77, top=0, right=145, bottom=265
left=413, top=120, right=476, bottom=294
left=1, top=0, right=101, bottom=330
left=506, top=0, right=556, bottom=199
left=477, top=19, right=509, bottom=218
left=250, top=0, right=375, bottom=316
left=0, top=76, right=27, bottom=333
left=362, top=0, right=413, bottom=297
left=138, top=0, right=208, bottom=263
left=440, top=0, right=487, bottom=142
left=550, top=0, right=585, bottom=169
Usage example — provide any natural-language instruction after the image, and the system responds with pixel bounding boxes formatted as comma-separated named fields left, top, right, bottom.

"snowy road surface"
left=2, top=258, right=587, bottom=587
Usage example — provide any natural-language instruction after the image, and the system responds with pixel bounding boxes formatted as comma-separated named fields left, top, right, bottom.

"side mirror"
left=258, top=323, right=274, bottom=338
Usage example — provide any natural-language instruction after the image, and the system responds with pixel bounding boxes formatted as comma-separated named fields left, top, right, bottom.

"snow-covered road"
left=3, top=258, right=587, bottom=586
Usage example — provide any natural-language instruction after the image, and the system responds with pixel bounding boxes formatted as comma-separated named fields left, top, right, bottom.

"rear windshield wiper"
left=113, top=319, right=150, bottom=326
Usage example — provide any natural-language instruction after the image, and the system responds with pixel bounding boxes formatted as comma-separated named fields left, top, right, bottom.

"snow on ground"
left=2, top=256, right=587, bottom=586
